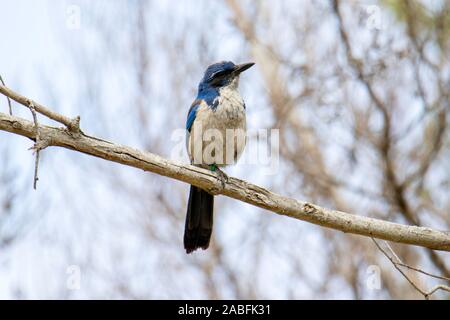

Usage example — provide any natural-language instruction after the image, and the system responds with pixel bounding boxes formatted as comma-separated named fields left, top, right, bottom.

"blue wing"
left=186, top=99, right=202, bottom=132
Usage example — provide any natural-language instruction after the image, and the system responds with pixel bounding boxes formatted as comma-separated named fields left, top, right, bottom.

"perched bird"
left=184, top=61, right=254, bottom=254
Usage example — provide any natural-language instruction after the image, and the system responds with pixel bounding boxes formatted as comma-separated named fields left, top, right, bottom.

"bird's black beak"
left=234, top=62, right=255, bottom=74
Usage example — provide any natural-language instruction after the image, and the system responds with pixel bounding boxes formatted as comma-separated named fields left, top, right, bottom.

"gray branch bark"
left=1, top=84, right=450, bottom=252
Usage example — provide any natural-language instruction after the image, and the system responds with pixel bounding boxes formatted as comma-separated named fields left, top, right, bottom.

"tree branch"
left=0, top=84, right=80, bottom=132
left=372, top=238, right=450, bottom=299
left=0, top=75, right=12, bottom=115
left=0, top=84, right=450, bottom=252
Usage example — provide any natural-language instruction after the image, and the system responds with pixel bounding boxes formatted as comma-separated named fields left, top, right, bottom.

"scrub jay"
left=184, top=61, right=254, bottom=253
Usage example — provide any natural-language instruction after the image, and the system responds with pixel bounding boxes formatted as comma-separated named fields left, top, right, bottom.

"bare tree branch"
left=0, top=84, right=449, bottom=252
left=0, top=75, right=12, bottom=115
left=27, top=101, right=41, bottom=189
left=0, top=84, right=80, bottom=132
left=372, top=238, right=450, bottom=299
left=395, top=261, right=450, bottom=282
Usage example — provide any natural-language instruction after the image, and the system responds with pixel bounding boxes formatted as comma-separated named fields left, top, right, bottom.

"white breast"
left=188, top=85, right=247, bottom=167
left=216, top=86, right=246, bottom=126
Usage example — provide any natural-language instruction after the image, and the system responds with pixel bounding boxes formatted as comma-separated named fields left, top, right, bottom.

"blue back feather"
left=186, top=102, right=200, bottom=132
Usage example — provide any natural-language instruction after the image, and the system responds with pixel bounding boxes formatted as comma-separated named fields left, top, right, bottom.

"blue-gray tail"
left=184, top=186, right=214, bottom=254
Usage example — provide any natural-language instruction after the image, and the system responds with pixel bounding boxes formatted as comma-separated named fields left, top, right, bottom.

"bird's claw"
left=209, top=164, right=228, bottom=188
left=216, top=167, right=228, bottom=188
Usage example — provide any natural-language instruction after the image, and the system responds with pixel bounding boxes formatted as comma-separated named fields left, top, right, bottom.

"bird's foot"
left=209, top=164, right=228, bottom=189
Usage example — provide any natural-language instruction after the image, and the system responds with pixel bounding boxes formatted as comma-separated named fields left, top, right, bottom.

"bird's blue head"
left=199, top=61, right=255, bottom=90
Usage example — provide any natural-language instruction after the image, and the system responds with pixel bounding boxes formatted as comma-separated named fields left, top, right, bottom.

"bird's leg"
left=216, top=167, right=229, bottom=187
left=209, top=164, right=228, bottom=188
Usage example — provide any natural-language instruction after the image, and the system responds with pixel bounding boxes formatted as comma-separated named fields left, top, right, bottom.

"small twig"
left=384, top=241, right=403, bottom=263
left=383, top=240, right=450, bottom=281
left=27, top=101, right=47, bottom=190
left=0, top=75, right=12, bottom=115
left=425, top=285, right=450, bottom=298
left=28, top=101, right=40, bottom=189
left=33, top=148, right=40, bottom=189
left=395, top=262, right=450, bottom=282
left=0, top=83, right=80, bottom=132
left=372, top=238, right=449, bottom=299
left=372, top=238, right=428, bottom=298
